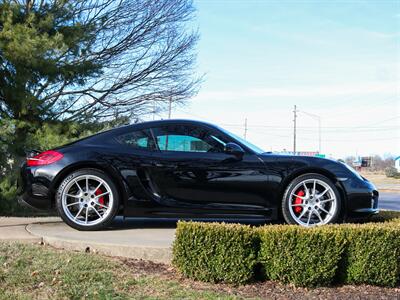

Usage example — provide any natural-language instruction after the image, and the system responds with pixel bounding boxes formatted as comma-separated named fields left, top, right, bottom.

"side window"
left=151, top=125, right=226, bottom=153
left=157, top=135, right=211, bottom=152
left=115, top=129, right=154, bottom=150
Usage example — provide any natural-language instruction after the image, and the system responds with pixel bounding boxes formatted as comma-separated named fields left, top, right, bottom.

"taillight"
left=26, top=150, right=64, bottom=167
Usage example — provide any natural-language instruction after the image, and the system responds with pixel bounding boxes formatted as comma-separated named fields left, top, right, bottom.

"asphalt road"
left=379, top=192, right=400, bottom=211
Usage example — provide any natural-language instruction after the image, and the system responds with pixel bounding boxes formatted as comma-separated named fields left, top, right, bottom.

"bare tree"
left=0, top=0, right=200, bottom=122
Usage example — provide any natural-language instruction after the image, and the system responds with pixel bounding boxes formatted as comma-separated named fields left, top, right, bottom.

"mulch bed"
left=118, top=257, right=400, bottom=300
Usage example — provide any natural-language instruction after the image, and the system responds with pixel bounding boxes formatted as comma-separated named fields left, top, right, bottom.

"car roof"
left=63, top=118, right=260, bottom=154
left=108, top=119, right=221, bottom=135
left=125, top=119, right=217, bottom=130
left=74, top=119, right=221, bottom=145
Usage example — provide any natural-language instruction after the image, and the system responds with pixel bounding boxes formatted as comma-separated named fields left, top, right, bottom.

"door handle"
left=151, top=161, right=165, bottom=167
left=176, top=163, right=189, bottom=168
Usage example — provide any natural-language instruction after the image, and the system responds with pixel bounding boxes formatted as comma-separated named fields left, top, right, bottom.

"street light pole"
left=318, top=117, right=321, bottom=154
left=299, top=110, right=322, bottom=154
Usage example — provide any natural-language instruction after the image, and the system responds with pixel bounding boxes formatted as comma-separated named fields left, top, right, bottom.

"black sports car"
left=19, top=119, right=379, bottom=230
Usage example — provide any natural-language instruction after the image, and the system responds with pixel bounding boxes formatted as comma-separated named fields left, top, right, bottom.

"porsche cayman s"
left=19, top=119, right=379, bottom=230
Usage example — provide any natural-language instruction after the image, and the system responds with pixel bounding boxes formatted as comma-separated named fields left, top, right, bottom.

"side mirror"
left=224, top=142, right=245, bottom=159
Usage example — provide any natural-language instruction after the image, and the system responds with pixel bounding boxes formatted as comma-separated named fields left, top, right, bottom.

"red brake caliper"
left=293, top=190, right=304, bottom=214
left=95, top=188, right=105, bottom=208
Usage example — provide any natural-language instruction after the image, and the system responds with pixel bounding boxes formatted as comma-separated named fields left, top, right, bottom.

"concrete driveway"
left=27, top=217, right=176, bottom=263
left=0, top=216, right=176, bottom=263
left=0, top=192, right=398, bottom=264
left=0, top=217, right=59, bottom=243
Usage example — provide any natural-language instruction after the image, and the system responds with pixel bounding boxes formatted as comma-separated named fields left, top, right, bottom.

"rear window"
left=114, top=129, right=154, bottom=150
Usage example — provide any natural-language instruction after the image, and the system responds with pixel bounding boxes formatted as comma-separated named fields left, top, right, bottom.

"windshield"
left=219, top=126, right=265, bottom=154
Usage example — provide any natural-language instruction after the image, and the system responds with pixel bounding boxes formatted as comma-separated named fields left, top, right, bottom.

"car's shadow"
left=105, top=216, right=283, bottom=231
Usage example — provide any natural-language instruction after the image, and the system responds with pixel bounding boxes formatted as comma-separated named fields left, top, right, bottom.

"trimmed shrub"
left=369, top=210, right=400, bottom=223
left=172, top=221, right=258, bottom=284
left=258, top=226, right=346, bottom=287
left=385, top=166, right=400, bottom=178
left=341, top=225, right=400, bottom=287
left=172, top=214, right=400, bottom=287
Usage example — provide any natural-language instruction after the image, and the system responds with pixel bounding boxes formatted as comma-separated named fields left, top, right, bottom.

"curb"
left=25, top=223, right=172, bottom=264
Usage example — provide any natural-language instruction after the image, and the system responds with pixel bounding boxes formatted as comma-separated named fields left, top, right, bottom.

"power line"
left=218, top=115, right=400, bottom=129
left=175, top=106, right=400, bottom=130
left=174, top=106, right=400, bottom=142
left=365, top=115, right=400, bottom=127
left=246, top=127, right=400, bottom=141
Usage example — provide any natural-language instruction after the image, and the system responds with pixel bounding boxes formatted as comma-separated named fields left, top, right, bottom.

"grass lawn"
left=360, top=171, right=400, bottom=191
left=0, top=243, right=239, bottom=300
left=1, top=241, right=399, bottom=300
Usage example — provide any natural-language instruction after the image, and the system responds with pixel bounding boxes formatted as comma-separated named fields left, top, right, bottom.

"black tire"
left=56, top=168, right=120, bottom=231
left=282, top=173, right=342, bottom=226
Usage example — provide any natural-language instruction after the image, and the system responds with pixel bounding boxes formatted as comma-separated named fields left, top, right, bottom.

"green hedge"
left=369, top=210, right=400, bottom=223
left=172, top=222, right=258, bottom=284
left=340, top=225, right=400, bottom=286
left=172, top=213, right=400, bottom=287
left=258, top=226, right=346, bottom=287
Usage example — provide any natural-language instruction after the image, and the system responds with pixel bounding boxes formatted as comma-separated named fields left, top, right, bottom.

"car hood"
left=257, top=153, right=361, bottom=180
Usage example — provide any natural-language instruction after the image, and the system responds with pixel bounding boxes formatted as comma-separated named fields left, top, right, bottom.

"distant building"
left=351, top=156, right=372, bottom=168
left=395, top=156, right=400, bottom=172
left=352, top=157, right=361, bottom=168
left=277, top=150, right=325, bottom=158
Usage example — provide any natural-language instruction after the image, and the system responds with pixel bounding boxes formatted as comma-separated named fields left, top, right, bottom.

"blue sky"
left=162, top=0, right=400, bottom=158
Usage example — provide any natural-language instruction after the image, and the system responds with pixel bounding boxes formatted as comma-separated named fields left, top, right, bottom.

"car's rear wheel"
left=56, top=169, right=119, bottom=231
left=282, top=173, right=341, bottom=227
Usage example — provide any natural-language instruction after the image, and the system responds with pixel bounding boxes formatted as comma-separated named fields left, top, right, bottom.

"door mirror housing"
left=224, top=142, right=245, bottom=159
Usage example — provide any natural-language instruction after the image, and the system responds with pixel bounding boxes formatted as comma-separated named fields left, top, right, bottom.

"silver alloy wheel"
left=61, top=175, right=114, bottom=226
left=288, top=178, right=337, bottom=227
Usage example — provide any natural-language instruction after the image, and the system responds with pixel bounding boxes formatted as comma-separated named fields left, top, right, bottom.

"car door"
left=146, top=123, right=271, bottom=215
left=107, top=128, right=162, bottom=210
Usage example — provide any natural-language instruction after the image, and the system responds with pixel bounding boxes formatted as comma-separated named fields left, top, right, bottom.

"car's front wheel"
left=56, top=168, right=119, bottom=231
left=282, top=173, right=341, bottom=227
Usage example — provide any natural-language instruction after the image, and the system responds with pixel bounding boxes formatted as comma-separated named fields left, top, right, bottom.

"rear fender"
left=50, top=161, right=130, bottom=212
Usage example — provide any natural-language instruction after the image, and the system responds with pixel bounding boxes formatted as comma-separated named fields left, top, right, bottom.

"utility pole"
left=168, top=96, right=172, bottom=119
left=244, top=118, right=248, bottom=140
left=293, top=105, right=297, bottom=155
left=166, top=96, right=173, bottom=149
